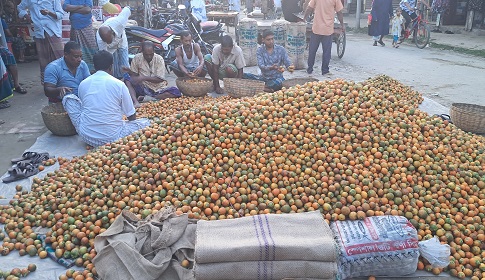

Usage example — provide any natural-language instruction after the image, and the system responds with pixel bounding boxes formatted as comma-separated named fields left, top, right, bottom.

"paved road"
left=1, top=32, right=484, bottom=176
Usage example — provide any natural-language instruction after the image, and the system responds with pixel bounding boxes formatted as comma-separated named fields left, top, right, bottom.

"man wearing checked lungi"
left=96, top=6, right=131, bottom=79
left=17, top=0, right=64, bottom=84
left=63, top=0, right=97, bottom=73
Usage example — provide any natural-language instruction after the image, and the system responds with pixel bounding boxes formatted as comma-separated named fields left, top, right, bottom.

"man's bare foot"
left=264, top=86, right=274, bottom=93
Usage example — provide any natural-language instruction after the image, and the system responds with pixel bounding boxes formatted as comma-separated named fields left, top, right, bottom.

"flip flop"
left=2, top=163, right=39, bottom=183
left=0, top=101, right=10, bottom=109
left=138, top=95, right=157, bottom=103
left=11, top=151, right=49, bottom=164
left=8, top=161, right=32, bottom=173
left=14, top=86, right=27, bottom=94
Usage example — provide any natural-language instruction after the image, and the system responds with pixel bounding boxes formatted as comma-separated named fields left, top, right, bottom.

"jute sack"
left=195, top=211, right=336, bottom=264
left=195, top=261, right=337, bottom=280
left=286, top=22, right=307, bottom=70
left=271, top=19, right=289, bottom=47
left=93, top=208, right=196, bottom=280
left=239, top=18, right=258, bottom=66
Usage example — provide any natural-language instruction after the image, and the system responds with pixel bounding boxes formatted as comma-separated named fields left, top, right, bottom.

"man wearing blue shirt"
left=17, top=0, right=64, bottom=83
left=63, top=0, right=97, bottom=72
left=243, top=30, right=293, bottom=92
left=44, top=41, right=90, bottom=103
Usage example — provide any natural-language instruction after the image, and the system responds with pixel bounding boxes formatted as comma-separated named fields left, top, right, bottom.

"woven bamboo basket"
left=223, top=78, right=265, bottom=98
left=282, top=77, right=319, bottom=88
left=176, top=77, right=213, bottom=97
left=450, top=103, right=485, bottom=134
left=41, top=103, right=77, bottom=136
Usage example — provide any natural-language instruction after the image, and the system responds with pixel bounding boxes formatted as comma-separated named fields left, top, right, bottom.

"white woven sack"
left=239, top=18, right=258, bottom=66
left=271, top=19, right=289, bottom=47
left=286, top=22, right=307, bottom=70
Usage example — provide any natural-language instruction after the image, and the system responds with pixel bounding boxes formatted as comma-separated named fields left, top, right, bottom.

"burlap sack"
left=195, top=261, right=337, bottom=280
left=239, top=18, right=258, bottom=66
left=93, top=208, right=196, bottom=280
left=271, top=19, right=289, bottom=47
left=195, top=211, right=336, bottom=264
left=286, top=22, right=308, bottom=70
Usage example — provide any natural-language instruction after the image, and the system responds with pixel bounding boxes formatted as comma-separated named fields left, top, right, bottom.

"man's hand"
left=270, top=64, right=279, bottom=70
left=193, top=65, right=204, bottom=75
left=186, top=72, right=196, bottom=78
left=215, top=86, right=224, bottom=94
left=40, top=9, right=50, bottom=15
left=23, top=14, right=32, bottom=22
left=59, top=87, right=73, bottom=99
left=341, top=25, right=346, bottom=33
left=121, top=66, right=131, bottom=73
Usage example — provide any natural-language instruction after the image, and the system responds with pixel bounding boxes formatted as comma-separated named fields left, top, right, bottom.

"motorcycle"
left=183, top=6, right=224, bottom=45
left=126, top=6, right=214, bottom=71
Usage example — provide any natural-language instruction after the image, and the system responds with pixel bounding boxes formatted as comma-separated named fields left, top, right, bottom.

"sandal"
left=0, top=101, right=10, bottom=109
left=8, top=161, right=32, bottom=173
left=11, top=151, right=49, bottom=164
left=2, top=163, right=39, bottom=183
left=14, top=86, right=27, bottom=94
left=137, top=95, right=157, bottom=103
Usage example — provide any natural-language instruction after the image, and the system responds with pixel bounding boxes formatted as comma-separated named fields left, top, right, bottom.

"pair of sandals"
left=2, top=152, right=50, bottom=183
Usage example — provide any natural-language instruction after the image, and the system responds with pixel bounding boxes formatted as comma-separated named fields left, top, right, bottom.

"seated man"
left=44, top=41, right=90, bottom=103
left=169, top=31, right=207, bottom=78
left=123, top=41, right=180, bottom=108
left=205, top=35, right=245, bottom=94
left=0, top=24, right=27, bottom=94
left=244, top=30, right=293, bottom=92
left=63, top=50, right=151, bottom=147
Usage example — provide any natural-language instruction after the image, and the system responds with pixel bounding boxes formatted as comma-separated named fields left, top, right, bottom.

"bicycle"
left=401, top=9, right=431, bottom=49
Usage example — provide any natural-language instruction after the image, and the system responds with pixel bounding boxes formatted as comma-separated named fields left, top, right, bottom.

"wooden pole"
left=465, top=10, right=474, bottom=31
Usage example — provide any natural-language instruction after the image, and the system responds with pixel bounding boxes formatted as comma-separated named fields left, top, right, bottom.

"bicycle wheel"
left=336, top=32, right=346, bottom=58
left=414, top=22, right=430, bottom=49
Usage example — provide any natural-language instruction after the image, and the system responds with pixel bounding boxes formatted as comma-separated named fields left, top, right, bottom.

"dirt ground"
left=1, top=31, right=485, bottom=177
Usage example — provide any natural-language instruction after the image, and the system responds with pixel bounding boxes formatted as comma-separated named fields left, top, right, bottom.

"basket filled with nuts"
left=41, top=102, right=77, bottom=136
left=175, top=77, right=214, bottom=97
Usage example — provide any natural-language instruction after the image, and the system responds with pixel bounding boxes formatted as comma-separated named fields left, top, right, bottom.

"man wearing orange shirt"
left=304, top=0, right=344, bottom=75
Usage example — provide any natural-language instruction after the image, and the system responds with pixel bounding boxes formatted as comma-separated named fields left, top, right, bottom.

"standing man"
left=123, top=41, right=181, bottom=108
left=63, top=0, right=97, bottom=73
left=17, top=0, right=64, bottom=83
left=205, top=35, right=245, bottom=94
left=304, top=0, right=344, bottom=75
left=169, top=31, right=207, bottom=78
left=63, top=50, right=151, bottom=147
left=243, top=30, right=293, bottom=92
left=43, top=41, right=90, bottom=103
left=96, top=6, right=131, bottom=79
left=1, top=18, right=27, bottom=63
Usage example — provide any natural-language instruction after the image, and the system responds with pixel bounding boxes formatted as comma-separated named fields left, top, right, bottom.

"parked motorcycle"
left=184, top=6, right=224, bottom=45
left=126, top=7, right=214, bottom=71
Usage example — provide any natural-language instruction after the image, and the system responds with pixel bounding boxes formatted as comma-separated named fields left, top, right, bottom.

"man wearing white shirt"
left=63, top=50, right=151, bottom=147
left=17, top=0, right=64, bottom=83
left=96, top=6, right=131, bottom=79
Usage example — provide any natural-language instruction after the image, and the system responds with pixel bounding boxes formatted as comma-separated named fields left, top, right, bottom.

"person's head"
left=396, top=7, right=402, bottom=16
left=262, top=30, right=274, bottom=48
left=141, top=41, right=155, bottom=63
left=93, top=50, right=113, bottom=73
left=180, top=31, right=192, bottom=47
left=220, top=35, right=234, bottom=55
left=4, top=2, right=14, bottom=14
left=98, top=26, right=115, bottom=44
left=63, top=41, right=83, bottom=68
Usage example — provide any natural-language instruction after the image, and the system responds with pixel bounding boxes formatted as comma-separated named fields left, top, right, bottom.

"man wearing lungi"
left=96, top=6, right=131, bottom=79
left=18, top=0, right=64, bottom=83
left=63, top=0, right=97, bottom=73
left=123, top=41, right=181, bottom=108
left=63, top=50, right=151, bottom=147
left=243, top=30, right=293, bottom=92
